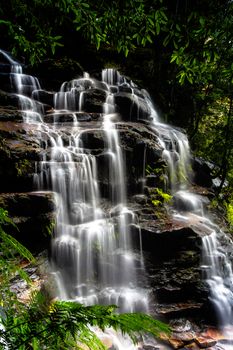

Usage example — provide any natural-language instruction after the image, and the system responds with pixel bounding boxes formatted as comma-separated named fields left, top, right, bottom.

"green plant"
left=151, top=199, right=161, bottom=207
left=225, top=202, right=233, bottom=229
left=155, top=188, right=172, bottom=203
left=1, top=292, right=170, bottom=350
left=150, top=188, right=172, bottom=208
left=15, top=160, right=31, bottom=177
left=0, top=208, right=34, bottom=309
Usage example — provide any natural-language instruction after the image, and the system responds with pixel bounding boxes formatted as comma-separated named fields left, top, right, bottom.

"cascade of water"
left=3, top=50, right=233, bottom=348
left=202, top=229, right=233, bottom=327
left=32, top=68, right=150, bottom=323
left=102, top=68, right=126, bottom=85
left=0, top=50, right=42, bottom=123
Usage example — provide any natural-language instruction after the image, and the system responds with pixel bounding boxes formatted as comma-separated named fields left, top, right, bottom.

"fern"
left=0, top=208, right=35, bottom=311
left=0, top=208, right=34, bottom=263
left=1, top=293, right=170, bottom=350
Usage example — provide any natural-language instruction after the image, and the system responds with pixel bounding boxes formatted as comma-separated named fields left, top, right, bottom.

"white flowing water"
left=2, top=50, right=233, bottom=348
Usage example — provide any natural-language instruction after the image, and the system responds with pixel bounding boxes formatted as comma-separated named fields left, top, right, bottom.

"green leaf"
left=0, top=230, right=34, bottom=262
left=170, top=54, right=177, bottom=63
left=147, top=35, right=153, bottom=44
left=199, top=17, right=205, bottom=26
left=81, top=3, right=90, bottom=8
left=156, top=22, right=160, bottom=35
left=163, top=34, right=170, bottom=47
left=148, top=17, right=154, bottom=26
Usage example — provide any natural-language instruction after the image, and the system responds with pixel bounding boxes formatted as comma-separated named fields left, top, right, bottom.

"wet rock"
left=82, top=88, right=108, bottom=113
left=181, top=343, right=199, bottom=349
left=132, top=194, right=148, bottom=204
left=172, top=191, right=209, bottom=214
left=195, top=337, right=216, bottom=348
left=0, top=121, right=42, bottom=191
left=79, top=129, right=105, bottom=150
left=0, top=72, right=12, bottom=92
left=140, top=223, right=202, bottom=259
left=167, top=338, right=185, bottom=349
left=44, top=111, right=91, bottom=123
left=192, top=158, right=213, bottom=188
left=32, top=89, right=55, bottom=107
left=0, top=89, right=51, bottom=113
left=0, top=89, right=22, bottom=107
left=114, top=92, right=151, bottom=121
left=0, top=192, right=56, bottom=216
left=43, top=111, right=103, bottom=124
left=0, top=63, right=12, bottom=73
left=155, top=302, right=203, bottom=319
left=137, top=212, right=215, bottom=319
left=0, top=107, right=24, bottom=121
left=118, top=83, right=133, bottom=93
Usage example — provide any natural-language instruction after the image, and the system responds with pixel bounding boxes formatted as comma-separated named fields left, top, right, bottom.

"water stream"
left=1, top=49, right=233, bottom=348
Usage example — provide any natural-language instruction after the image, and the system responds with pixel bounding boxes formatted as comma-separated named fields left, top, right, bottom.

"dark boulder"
left=0, top=121, right=42, bottom=192
left=0, top=192, right=56, bottom=253
left=192, top=157, right=213, bottom=188
left=0, top=89, right=52, bottom=113
left=82, top=88, right=108, bottom=113
left=0, top=107, right=24, bottom=121
left=44, top=112, right=91, bottom=124
left=32, top=89, right=55, bottom=107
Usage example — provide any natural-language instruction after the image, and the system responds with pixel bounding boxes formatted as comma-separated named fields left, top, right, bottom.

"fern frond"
left=0, top=208, right=17, bottom=228
left=2, top=293, right=170, bottom=350
left=0, top=229, right=34, bottom=263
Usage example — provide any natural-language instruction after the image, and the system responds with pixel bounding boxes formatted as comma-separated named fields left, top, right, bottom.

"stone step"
left=43, top=111, right=102, bottom=123
left=155, top=301, right=203, bottom=319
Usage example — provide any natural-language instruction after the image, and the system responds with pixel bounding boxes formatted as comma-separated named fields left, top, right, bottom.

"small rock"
left=195, top=336, right=216, bottom=348
left=168, top=338, right=185, bottom=349
left=133, top=194, right=148, bottom=204
left=182, top=343, right=199, bottom=349
left=170, top=320, right=193, bottom=333
left=175, top=332, right=195, bottom=343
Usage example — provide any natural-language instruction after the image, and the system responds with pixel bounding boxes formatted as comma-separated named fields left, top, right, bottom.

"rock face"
left=0, top=119, right=41, bottom=192
left=0, top=192, right=56, bottom=253
left=0, top=55, right=228, bottom=344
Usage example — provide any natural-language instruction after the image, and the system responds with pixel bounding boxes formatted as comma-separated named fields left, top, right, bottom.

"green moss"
left=44, top=220, right=55, bottom=236
left=15, top=159, right=31, bottom=177
left=226, top=202, right=233, bottom=228
left=156, top=188, right=172, bottom=203
left=150, top=188, right=173, bottom=208
left=151, top=199, right=161, bottom=207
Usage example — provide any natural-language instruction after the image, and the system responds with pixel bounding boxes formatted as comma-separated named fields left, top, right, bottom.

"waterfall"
left=2, top=49, right=233, bottom=348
